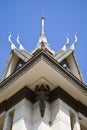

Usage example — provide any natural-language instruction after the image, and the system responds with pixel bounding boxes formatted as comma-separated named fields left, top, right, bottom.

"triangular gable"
left=54, top=49, right=84, bottom=82
left=1, top=49, right=31, bottom=80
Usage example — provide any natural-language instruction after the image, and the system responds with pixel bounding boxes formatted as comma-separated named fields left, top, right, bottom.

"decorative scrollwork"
left=17, top=34, right=25, bottom=50
left=8, top=32, right=16, bottom=50
left=61, top=35, right=69, bottom=51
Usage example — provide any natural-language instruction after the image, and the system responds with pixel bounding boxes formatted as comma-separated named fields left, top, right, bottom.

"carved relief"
left=35, top=84, right=50, bottom=117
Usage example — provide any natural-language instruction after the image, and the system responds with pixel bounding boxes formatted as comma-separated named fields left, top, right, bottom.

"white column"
left=12, top=99, right=32, bottom=130
left=51, top=99, right=71, bottom=130
left=72, top=113, right=81, bottom=130
left=3, top=112, right=12, bottom=130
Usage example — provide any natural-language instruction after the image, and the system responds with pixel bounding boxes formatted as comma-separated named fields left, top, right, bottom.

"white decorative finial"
left=70, top=33, right=78, bottom=51
left=74, top=33, right=78, bottom=44
left=61, top=35, right=69, bottom=51
left=37, top=16, right=48, bottom=45
left=17, top=34, right=25, bottom=50
left=41, top=16, right=45, bottom=36
left=34, top=17, right=54, bottom=54
left=8, top=32, right=16, bottom=50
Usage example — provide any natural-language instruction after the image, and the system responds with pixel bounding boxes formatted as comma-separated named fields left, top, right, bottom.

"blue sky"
left=0, top=0, right=87, bottom=84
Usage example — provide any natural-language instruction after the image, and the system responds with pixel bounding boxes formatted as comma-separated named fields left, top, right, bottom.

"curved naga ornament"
left=70, top=33, right=78, bottom=51
left=61, top=35, right=69, bottom=51
left=17, top=34, right=25, bottom=50
left=8, top=32, right=16, bottom=50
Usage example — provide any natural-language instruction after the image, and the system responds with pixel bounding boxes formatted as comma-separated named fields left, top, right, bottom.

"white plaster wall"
left=32, top=120, right=50, bottom=130
left=12, top=118, right=31, bottom=130
left=32, top=101, right=50, bottom=130
left=2, top=98, right=84, bottom=130
left=12, top=99, right=32, bottom=130
left=50, top=99, right=71, bottom=130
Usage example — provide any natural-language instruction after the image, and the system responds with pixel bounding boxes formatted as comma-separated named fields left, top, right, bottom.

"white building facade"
left=0, top=17, right=87, bottom=130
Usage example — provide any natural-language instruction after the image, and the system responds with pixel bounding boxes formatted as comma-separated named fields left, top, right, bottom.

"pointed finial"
left=61, top=35, right=69, bottom=51
left=41, top=16, right=45, bottom=36
left=70, top=33, right=78, bottom=51
left=16, top=34, right=25, bottom=50
left=34, top=17, right=55, bottom=55
left=74, top=33, right=78, bottom=44
left=8, top=32, right=16, bottom=50
left=37, top=16, right=48, bottom=45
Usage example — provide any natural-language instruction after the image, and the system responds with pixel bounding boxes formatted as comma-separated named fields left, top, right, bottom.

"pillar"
left=51, top=99, right=71, bottom=130
left=32, top=101, right=50, bottom=130
left=3, top=112, right=12, bottom=130
left=12, top=99, right=32, bottom=130
left=72, top=113, right=81, bottom=130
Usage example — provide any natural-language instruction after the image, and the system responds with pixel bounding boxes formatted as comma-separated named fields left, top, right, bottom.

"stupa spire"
left=41, top=16, right=45, bottom=36
left=37, top=16, right=49, bottom=46
left=32, top=16, right=55, bottom=55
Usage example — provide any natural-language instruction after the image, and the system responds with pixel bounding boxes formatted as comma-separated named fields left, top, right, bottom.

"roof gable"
left=54, top=49, right=84, bottom=82
left=1, top=49, right=31, bottom=80
left=0, top=51, right=87, bottom=107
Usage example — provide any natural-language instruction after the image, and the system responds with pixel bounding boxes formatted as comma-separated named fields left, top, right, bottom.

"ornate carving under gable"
left=35, top=84, right=50, bottom=117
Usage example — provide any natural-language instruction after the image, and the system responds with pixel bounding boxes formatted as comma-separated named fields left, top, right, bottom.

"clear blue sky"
left=0, top=0, right=87, bottom=84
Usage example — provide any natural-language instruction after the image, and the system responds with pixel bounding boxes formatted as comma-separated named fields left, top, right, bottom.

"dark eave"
left=0, top=87, right=87, bottom=117
left=0, top=50, right=87, bottom=94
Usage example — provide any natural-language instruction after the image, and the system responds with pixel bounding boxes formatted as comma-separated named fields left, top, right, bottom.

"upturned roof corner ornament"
left=16, top=34, right=25, bottom=50
left=35, top=84, right=50, bottom=117
left=8, top=32, right=16, bottom=50
left=70, top=33, right=78, bottom=51
left=61, top=35, right=69, bottom=51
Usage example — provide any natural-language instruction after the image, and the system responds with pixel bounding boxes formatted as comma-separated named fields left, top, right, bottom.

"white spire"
left=37, top=16, right=49, bottom=47
left=61, top=35, right=69, bottom=51
left=32, top=16, right=55, bottom=55
left=70, top=33, right=78, bottom=51
left=41, top=16, right=45, bottom=36
left=8, top=32, right=16, bottom=50
left=16, top=34, right=25, bottom=50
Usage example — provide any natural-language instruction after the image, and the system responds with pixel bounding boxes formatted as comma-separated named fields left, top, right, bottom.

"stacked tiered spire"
left=37, top=16, right=50, bottom=48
